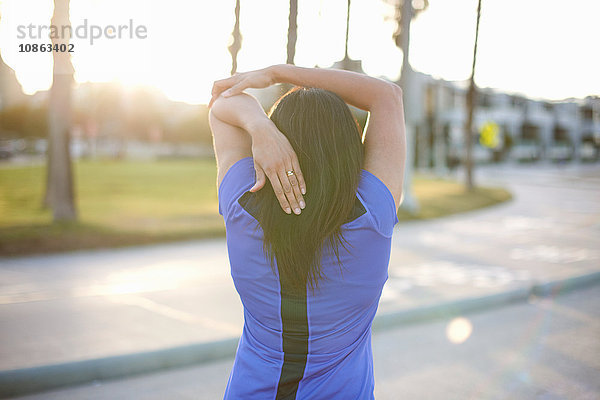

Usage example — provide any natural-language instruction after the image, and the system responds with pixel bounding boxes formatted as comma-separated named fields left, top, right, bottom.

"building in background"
left=408, top=72, right=600, bottom=171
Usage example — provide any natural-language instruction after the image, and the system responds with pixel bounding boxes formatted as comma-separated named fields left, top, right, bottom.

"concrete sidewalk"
left=1, top=162, right=599, bottom=397
left=10, top=281, right=600, bottom=400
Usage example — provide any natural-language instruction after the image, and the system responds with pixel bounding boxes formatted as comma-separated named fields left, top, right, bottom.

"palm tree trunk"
left=464, top=0, right=482, bottom=191
left=228, top=0, right=242, bottom=75
left=344, top=0, right=351, bottom=61
left=287, top=0, right=298, bottom=64
left=397, top=0, right=419, bottom=213
left=44, top=0, right=76, bottom=221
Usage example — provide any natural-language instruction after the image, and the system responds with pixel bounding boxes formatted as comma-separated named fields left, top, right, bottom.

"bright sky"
left=0, top=0, right=598, bottom=104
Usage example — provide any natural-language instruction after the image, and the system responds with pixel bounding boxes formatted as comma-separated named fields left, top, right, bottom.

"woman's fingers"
left=263, top=163, right=304, bottom=216
left=211, top=69, right=272, bottom=104
left=264, top=169, right=292, bottom=214
left=211, top=76, right=236, bottom=96
left=210, top=74, right=244, bottom=106
left=291, top=157, right=306, bottom=195
left=222, top=82, right=246, bottom=98
left=278, top=167, right=301, bottom=215
left=284, top=161, right=305, bottom=210
left=288, top=173, right=305, bottom=210
left=208, top=80, right=247, bottom=108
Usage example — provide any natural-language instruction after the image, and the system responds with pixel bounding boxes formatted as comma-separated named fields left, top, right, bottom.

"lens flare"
left=446, top=317, right=473, bottom=344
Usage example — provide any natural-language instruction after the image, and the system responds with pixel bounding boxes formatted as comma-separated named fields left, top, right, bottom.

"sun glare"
left=0, top=0, right=598, bottom=103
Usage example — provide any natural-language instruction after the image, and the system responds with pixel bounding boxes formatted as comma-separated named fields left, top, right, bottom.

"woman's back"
left=210, top=64, right=405, bottom=399
left=220, top=157, right=398, bottom=399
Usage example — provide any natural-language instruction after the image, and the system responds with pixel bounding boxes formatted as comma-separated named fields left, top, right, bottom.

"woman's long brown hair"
left=245, top=87, right=364, bottom=294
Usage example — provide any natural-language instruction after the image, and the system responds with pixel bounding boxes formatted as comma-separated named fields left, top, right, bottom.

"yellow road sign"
left=480, top=121, right=500, bottom=149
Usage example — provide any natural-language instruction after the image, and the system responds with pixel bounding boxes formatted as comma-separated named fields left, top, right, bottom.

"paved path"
left=384, top=162, right=600, bottom=311
left=0, top=162, right=598, bottom=374
left=12, top=280, right=600, bottom=399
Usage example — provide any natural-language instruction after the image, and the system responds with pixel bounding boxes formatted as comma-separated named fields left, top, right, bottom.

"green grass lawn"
left=397, top=174, right=513, bottom=221
left=0, top=159, right=511, bottom=256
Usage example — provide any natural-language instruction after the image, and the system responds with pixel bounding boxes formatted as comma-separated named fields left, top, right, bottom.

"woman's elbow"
left=373, top=82, right=403, bottom=111
left=387, top=83, right=403, bottom=107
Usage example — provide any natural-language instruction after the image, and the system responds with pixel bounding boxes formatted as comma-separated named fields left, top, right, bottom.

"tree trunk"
left=228, top=0, right=242, bottom=75
left=287, top=0, right=298, bottom=65
left=464, top=82, right=476, bottom=191
left=344, top=0, right=351, bottom=61
left=397, top=0, right=419, bottom=213
left=44, top=0, right=76, bottom=221
left=464, top=0, right=482, bottom=191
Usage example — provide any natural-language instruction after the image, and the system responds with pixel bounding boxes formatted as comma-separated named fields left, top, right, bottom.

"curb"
left=1, top=271, right=599, bottom=398
left=0, top=338, right=239, bottom=399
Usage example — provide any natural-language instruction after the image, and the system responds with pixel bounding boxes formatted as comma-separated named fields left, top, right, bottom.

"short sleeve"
left=218, top=157, right=255, bottom=219
left=356, top=170, right=399, bottom=237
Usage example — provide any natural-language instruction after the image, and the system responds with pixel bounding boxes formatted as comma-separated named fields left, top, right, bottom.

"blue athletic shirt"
left=218, top=157, right=398, bottom=400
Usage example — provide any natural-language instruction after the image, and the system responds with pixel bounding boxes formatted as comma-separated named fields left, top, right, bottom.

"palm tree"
left=332, top=0, right=363, bottom=72
left=464, top=0, right=482, bottom=191
left=228, top=0, right=242, bottom=75
left=391, top=0, right=429, bottom=213
left=44, top=0, right=76, bottom=221
left=287, top=0, right=298, bottom=64
left=391, top=0, right=429, bottom=79
left=344, top=0, right=351, bottom=62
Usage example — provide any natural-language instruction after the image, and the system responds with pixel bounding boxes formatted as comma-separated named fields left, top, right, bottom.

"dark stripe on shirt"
left=275, top=278, right=309, bottom=400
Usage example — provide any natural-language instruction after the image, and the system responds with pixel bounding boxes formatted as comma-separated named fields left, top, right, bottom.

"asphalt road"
left=2, top=163, right=599, bottom=373
left=12, top=283, right=600, bottom=400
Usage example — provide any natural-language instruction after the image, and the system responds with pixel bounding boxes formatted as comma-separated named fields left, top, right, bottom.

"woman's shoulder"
left=355, top=169, right=399, bottom=237
left=218, top=157, right=255, bottom=218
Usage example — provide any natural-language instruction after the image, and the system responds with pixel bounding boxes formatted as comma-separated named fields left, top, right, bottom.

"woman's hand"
left=209, top=67, right=275, bottom=108
left=248, top=119, right=306, bottom=215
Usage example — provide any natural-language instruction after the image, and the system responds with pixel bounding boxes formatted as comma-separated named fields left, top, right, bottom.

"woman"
left=209, top=64, right=405, bottom=399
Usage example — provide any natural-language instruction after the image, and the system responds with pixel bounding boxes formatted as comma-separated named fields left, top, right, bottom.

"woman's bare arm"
left=210, top=92, right=306, bottom=215
left=212, top=65, right=406, bottom=209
